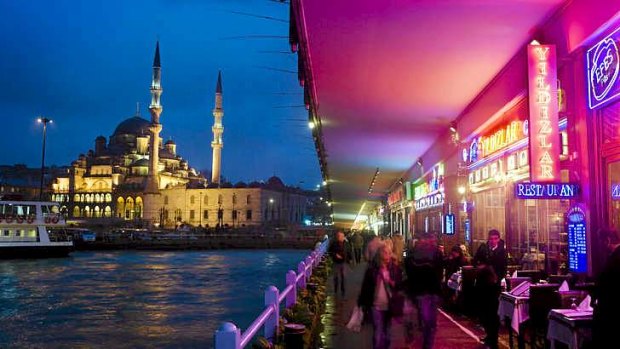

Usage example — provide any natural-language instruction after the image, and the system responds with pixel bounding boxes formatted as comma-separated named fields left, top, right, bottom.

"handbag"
left=346, top=305, right=364, bottom=332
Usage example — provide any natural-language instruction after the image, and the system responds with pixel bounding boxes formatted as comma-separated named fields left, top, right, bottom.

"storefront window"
left=608, top=161, right=620, bottom=232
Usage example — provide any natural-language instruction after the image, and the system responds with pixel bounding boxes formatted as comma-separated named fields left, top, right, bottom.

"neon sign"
left=528, top=44, right=560, bottom=182
left=444, top=213, right=455, bottom=235
left=587, top=26, right=620, bottom=109
left=612, top=183, right=620, bottom=200
left=415, top=192, right=444, bottom=210
left=467, top=120, right=526, bottom=164
left=414, top=164, right=444, bottom=200
left=567, top=205, right=587, bottom=273
left=514, top=182, right=580, bottom=199
left=388, top=187, right=404, bottom=206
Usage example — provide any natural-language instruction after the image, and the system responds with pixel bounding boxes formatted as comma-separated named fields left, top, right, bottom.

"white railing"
left=214, top=238, right=329, bottom=349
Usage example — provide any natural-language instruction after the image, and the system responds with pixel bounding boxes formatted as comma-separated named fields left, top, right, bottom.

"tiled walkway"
left=320, top=262, right=510, bottom=349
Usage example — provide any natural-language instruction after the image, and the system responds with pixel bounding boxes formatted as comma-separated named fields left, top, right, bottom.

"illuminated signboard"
left=515, top=182, right=580, bottom=199
left=612, top=183, right=620, bottom=200
left=415, top=192, right=444, bottom=210
left=414, top=163, right=444, bottom=200
left=467, top=120, right=527, bottom=164
left=528, top=44, right=560, bottom=182
left=567, top=205, right=587, bottom=273
left=587, top=26, right=620, bottom=109
left=388, top=187, right=404, bottom=206
left=444, top=213, right=455, bottom=235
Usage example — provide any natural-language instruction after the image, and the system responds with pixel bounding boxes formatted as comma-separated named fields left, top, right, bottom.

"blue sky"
left=0, top=0, right=321, bottom=188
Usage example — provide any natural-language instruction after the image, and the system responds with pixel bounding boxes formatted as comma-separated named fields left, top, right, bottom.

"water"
left=0, top=250, right=308, bottom=348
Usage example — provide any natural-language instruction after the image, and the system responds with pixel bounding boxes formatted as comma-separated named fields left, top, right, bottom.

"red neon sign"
left=528, top=44, right=560, bottom=182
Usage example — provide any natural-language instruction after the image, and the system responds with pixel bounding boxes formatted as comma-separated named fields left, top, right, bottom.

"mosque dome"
left=266, top=176, right=285, bottom=189
left=113, top=117, right=151, bottom=137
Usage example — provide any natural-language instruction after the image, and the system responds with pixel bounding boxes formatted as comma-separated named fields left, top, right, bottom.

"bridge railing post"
left=305, top=256, right=313, bottom=278
left=215, top=322, right=241, bottom=349
left=297, top=261, right=306, bottom=289
left=264, top=286, right=279, bottom=342
left=285, top=270, right=297, bottom=309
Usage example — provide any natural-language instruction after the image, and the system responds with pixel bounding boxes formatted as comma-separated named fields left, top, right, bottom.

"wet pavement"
left=320, top=262, right=511, bottom=349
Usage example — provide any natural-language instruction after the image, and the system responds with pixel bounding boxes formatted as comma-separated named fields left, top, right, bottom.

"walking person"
left=351, top=231, right=365, bottom=265
left=591, top=228, right=620, bottom=348
left=328, top=231, right=349, bottom=297
left=404, top=232, right=444, bottom=349
left=392, top=231, right=405, bottom=264
left=358, top=244, right=402, bottom=349
left=473, top=229, right=507, bottom=349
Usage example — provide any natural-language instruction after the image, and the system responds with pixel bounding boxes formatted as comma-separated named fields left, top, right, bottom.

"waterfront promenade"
left=321, top=262, right=510, bottom=349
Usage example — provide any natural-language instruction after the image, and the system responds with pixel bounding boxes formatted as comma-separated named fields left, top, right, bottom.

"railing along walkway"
left=214, top=239, right=329, bottom=349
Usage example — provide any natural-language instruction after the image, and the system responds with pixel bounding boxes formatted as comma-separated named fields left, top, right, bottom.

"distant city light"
left=322, top=180, right=327, bottom=186
left=269, top=198, right=274, bottom=204
left=458, top=186, right=466, bottom=195
left=308, top=121, right=315, bottom=129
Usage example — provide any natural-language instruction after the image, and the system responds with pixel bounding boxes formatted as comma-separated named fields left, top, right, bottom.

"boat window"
left=3, top=230, right=9, bottom=236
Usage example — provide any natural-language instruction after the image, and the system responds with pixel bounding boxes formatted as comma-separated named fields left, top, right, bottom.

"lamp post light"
left=37, top=117, right=52, bottom=201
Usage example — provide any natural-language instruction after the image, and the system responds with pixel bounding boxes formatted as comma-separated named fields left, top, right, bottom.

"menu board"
left=567, top=205, right=587, bottom=273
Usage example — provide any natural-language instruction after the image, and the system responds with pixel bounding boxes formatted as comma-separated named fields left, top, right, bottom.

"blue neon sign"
left=612, top=183, right=620, bottom=200
left=587, top=26, right=620, bottom=109
left=567, top=205, right=587, bottom=273
left=514, top=182, right=580, bottom=199
left=444, top=213, right=455, bottom=235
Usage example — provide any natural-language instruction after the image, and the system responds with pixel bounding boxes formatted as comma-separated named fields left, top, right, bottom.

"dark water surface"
left=0, top=250, right=307, bottom=348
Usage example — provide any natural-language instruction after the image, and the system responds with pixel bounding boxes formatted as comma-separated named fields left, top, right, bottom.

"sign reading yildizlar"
left=515, top=182, right=580, bottom=199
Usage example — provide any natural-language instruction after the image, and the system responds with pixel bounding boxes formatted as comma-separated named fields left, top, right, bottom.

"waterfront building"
left=51, top=42, right=309, bottom=228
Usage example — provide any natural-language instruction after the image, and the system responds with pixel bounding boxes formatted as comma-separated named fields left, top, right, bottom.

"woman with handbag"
left=358, top=244, right=403, bottom=349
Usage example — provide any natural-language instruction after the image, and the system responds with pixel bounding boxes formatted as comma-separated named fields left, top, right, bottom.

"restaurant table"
left=498, top=292, right=529, bottom=349
left=546, top=308, right=593, bottom=349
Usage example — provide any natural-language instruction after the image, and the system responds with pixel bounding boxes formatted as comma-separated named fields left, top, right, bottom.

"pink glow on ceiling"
left=299, top=0, right=565, bottom=225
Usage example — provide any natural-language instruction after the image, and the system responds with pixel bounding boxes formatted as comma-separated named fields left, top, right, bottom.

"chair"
left=557, top=290, right=588, bottom=309
left=517, top=270, right=544, bottom=284
left=548, top=274, right=571, bottom=285
left=528, top=284, right=561, bottom=348
left=507, top=277, right=531, bottom=293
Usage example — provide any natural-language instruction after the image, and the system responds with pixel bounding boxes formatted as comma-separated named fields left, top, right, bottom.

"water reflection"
left=0, top=250, right=306, bottom=348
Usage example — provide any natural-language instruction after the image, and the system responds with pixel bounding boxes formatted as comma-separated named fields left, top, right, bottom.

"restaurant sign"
left=466, top=120, right=527, bottom=164
left=587, top=26, right=620, bottom=109
left=415, top=192, right=444, bottom=211
left=528, top=43, right=560, bottom=182
left=515, top=182, right=580, bottom=199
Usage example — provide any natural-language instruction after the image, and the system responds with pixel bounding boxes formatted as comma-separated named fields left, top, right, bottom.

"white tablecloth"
left=498, top=293, right=529, bottom=334
left=546, top=309, right=593, bottom=349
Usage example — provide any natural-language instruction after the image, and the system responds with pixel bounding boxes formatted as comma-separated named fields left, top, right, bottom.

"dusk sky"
left=0, top=0, right=321, bottom=188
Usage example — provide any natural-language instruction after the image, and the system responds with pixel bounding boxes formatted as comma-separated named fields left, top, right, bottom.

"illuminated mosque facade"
left=51, top=42, right=308, bottom=228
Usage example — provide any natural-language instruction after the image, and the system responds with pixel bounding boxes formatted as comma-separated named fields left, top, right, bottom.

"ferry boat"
left=0, top=200, right=73, bottom=258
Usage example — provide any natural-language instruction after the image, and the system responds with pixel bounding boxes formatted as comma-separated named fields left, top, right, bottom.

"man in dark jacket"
left=473, top=229, right=507, bottom=349
left=404, top=232, right=444, bottom=349
left=328, top=231, right=349, bottom=296
left=592, top=228, right=620, bottom=348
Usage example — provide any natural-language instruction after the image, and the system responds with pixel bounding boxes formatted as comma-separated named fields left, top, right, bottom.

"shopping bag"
left=346, top=306, right=364, bottom=332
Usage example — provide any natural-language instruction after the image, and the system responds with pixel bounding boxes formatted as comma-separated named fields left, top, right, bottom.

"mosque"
left=51, top=42, right=308, bottom=228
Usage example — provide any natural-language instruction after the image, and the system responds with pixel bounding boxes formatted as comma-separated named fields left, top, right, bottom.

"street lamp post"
left=37, top=117, right=52, bottom=201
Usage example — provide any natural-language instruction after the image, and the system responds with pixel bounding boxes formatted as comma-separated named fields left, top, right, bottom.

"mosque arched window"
left=73, top=206, right=80, bottom=218
left=135, top=197, right=143, bottom=218
left=164, top=196, right=169, bottom=205
left=104, top=206, right=112, bottom=218
left=246, top=195, right=251, bottom=205
left=94, top=206, right=101, bottom=218
left=232, top=194, right=237, bottom=205
left=125, top=197, right=135, bottom=219
left=84, top=206, right=91, bottom=218
left=204, top=195, right=209, bottom=205
left=105, top=193, right=112, bottom=202
left=80, top=194, right=85, bottom=202
left=190, top=195, right=195, bottom=205
left=95, top=194, right=101, bottom=203
left=116, top=197, right=125, bottom=219
left=218, top=194, right=223, bottom=205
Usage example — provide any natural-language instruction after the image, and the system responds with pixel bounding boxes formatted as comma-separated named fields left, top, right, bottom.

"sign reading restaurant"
left=587, top=25, right=620, bottom=109
left=527, top=43, right=560, bottom=182
left=514, top=182, right=580, bottom=199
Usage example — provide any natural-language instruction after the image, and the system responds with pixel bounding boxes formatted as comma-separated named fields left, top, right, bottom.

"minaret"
left=143, top=41, right=163, bottom=226
left=146, top=41, right=163, bottom=193
left=211, top=71, right=224, bottom=184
